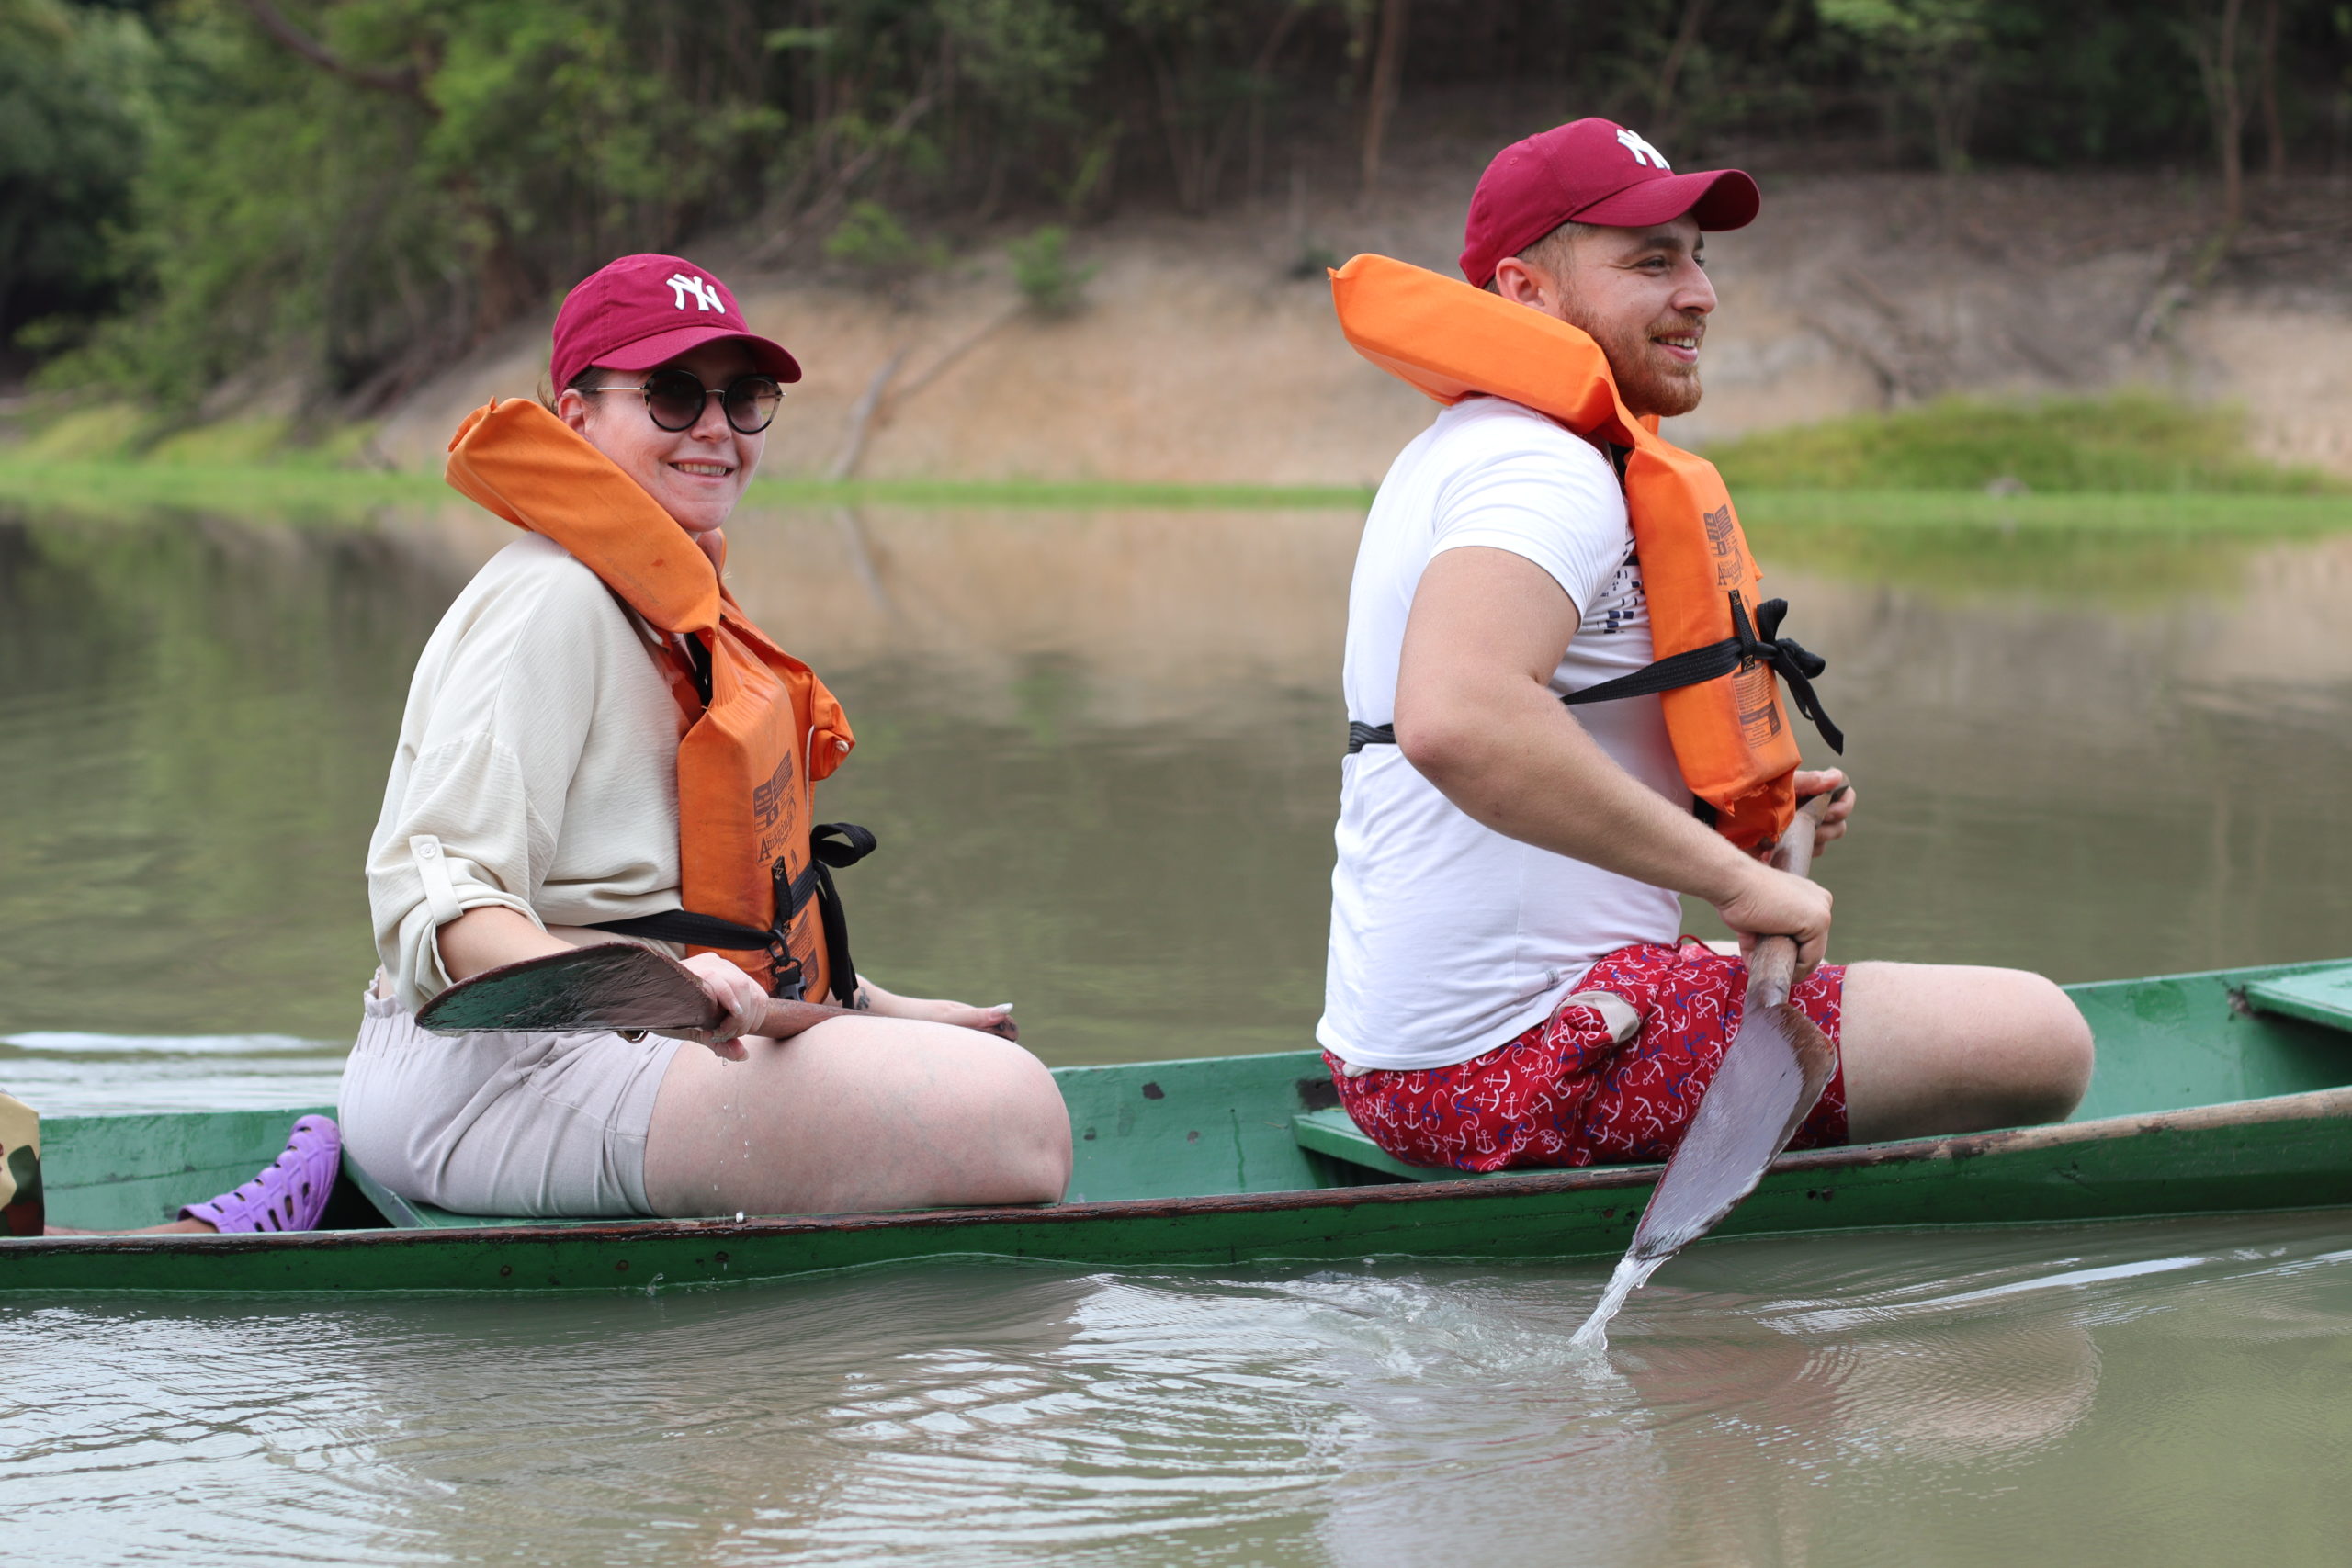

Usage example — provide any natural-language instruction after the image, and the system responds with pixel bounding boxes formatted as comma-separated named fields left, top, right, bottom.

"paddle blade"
left=414, top=944, right=722, bottom=1037
left=1627, top=1001, right=1837, bottom=1262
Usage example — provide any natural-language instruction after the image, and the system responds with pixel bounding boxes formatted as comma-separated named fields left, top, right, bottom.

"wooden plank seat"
left=338, top=1154, right=632, bottom=1230
left=2243, top=964, right=2352, bottom=1033
left=1290, top=1107, right=1511, bottom=1183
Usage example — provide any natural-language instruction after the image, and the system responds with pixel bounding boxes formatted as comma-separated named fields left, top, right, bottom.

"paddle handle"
left=748, top=996, right=859, bottom=1040
left=1745, top=787, right=1846, bottom=1010
left=742, top=995, right=1020, bottom=1043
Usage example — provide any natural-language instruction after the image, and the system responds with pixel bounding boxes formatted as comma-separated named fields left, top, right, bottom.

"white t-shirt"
left=1317, top=397, right=1689, bottom=1072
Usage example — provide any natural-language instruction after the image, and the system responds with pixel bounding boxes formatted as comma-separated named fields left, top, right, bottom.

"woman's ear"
left=554, top=387, right=594, bottom=436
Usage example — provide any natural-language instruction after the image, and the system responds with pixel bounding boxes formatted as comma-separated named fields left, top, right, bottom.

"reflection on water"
left=6, top=500, right=2352, bottom=1562
left=4, top=500, right=2348, bottom=1101
left=11, top=1212, right=2352, bottom=1564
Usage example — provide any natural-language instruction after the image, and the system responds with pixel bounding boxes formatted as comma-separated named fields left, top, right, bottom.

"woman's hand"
left=662, top=952, right=771, bottom=1060
left=854, top=976, right=1020, bottom=1042
left=1792, top=768, right=1857, bottom=852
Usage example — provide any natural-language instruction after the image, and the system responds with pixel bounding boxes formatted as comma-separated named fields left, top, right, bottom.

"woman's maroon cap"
left=1458, top=118, right=1761, bottom=288
left=550, top=254, right=802, bottom=390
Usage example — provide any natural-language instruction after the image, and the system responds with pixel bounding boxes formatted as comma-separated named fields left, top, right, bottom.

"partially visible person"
left=1319, top=119, right=2092, bottom=1173
left=340, top=254, right=1069, bottom=1220
left=5, top=1098, right=344, bottom=1236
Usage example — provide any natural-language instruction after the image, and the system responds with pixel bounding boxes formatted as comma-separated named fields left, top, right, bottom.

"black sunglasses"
left=585, top=369, right=786, bottom=434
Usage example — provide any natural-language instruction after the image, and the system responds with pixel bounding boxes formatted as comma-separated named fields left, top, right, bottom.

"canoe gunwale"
left=15, top=1082, right=2352, bottom=1263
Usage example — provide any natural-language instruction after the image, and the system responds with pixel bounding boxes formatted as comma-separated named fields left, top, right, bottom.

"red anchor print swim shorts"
left=1325, top=938, right=1849, bottom=1172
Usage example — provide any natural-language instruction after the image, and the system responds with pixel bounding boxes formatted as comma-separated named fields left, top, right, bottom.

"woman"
left=340, top=254, right=1071, bottom=1219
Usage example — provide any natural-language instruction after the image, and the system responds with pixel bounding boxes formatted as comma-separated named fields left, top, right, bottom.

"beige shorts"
left=337, top=978, right=682, bottom=1217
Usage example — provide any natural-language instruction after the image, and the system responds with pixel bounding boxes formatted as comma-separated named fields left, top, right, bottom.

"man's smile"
left=672, top=460, right=734, bottom=478
left=1652, top=330, right=1702, bottom=365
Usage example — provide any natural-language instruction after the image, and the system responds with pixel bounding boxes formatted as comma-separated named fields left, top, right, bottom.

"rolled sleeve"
left=369, top=734, right=558, bottom=1010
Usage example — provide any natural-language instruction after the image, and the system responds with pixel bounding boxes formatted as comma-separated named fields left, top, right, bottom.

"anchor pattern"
left=1327, top=938, right=1848, bottom=1172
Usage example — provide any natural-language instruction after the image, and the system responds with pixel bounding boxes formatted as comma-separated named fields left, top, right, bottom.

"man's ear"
left=1491, top=255, right=1560, bottom=315
left=1491, top=255, right=1540, bottom=308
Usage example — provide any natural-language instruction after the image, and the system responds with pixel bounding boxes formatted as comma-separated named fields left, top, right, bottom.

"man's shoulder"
left=1423, top=396, right=1618, bottom=479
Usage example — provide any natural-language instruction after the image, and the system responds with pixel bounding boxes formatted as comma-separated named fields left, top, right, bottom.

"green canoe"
left=9, top=959, right=2352, bottom=1295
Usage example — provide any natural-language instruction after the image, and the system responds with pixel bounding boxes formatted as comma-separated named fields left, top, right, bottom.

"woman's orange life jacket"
left=1329, top=253, right=1840, bottom=852
left=443, top=398, right=865, bottom=1001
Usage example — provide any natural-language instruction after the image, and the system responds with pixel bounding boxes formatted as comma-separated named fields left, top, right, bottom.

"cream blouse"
left=366, top=533, right=690, bottom=1012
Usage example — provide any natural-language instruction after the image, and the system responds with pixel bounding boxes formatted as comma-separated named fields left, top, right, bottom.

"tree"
left=0, top=0, right=152, bottom=355
left=2177, top=0, right=2251, bottom=228
left=1819, top=0, right=1989, bottom=174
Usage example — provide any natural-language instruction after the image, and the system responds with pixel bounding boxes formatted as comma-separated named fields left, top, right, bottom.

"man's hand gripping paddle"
left=1571, top=786, right=1847, bottom=1349
left=414, top=943, right=1019, bottom=1043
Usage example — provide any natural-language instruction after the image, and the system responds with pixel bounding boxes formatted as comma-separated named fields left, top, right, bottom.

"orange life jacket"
left=1329, top=254, right=1840, bottom=852
left=444, top=398, right=866, bottom=1001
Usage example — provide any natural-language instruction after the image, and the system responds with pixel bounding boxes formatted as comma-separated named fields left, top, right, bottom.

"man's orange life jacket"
left=444, top=398, right=866, bottom=1001
left=1329, top=254, right=1841, bottom=852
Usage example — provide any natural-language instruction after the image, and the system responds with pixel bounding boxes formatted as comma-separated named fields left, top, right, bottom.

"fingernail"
left=990, top=1003, right=1014, bottom=1015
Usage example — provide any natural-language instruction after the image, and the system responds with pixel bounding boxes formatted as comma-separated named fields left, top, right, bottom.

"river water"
left=5, top=496, right=2352, bottom=1562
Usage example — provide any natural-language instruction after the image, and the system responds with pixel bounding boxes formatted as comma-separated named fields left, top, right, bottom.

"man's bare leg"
left=46, top=1219, right=218, bottom=1235
left=1837, top=962, right=2095, bottom=1144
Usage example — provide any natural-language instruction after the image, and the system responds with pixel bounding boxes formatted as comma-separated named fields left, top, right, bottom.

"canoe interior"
left=28, top=957, right=2352, bottom=1236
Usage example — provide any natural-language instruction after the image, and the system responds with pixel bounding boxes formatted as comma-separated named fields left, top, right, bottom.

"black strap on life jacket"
left=1346, top=595, right=1843, bottom=756
left=587, top=821, right=876, bottom=1005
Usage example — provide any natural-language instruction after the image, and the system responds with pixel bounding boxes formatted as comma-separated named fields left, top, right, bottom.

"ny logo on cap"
left=1616, top=128, right=1670, bottom=170
left=667, top=273, right=726, bottom=312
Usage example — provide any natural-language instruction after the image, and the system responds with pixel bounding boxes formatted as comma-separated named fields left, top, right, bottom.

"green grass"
left=1709, top=391, right=2346, bottom=495
left=0, top=457, right=447, bottom=521
left=5, top=389, right=2348, bottom=579
left=1736, top=488, right=2352, bottom=536
left=1740, top=490, right=2352, bottom=600
left=0, top=457, right=1376, bottom=521
left=755, top=476, right=1376, bottom=509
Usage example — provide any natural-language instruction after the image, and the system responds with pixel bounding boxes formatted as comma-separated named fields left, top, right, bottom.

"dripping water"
left=1570, top=1250, right=1666, bottom=1352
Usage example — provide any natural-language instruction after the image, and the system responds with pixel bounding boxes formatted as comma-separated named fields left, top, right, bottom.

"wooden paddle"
left=413, top=942, right=1018, bottom=1043
left=1622, top=786, right=1847, bottom=1262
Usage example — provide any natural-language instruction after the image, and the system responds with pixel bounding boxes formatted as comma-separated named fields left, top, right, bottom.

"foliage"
left=0, top=0, right=153, bottom=353
left=17, top=0, right=2350, bottom=417
left=1006, top=224, right=1094, bottom=315
left=1819, top=0, right=1989, bottom=171
left=824, top=199, right=947, bottom=282
left=50, top=0, right=794, bottom=412
left=1708, top=393, right=2346, bottom=495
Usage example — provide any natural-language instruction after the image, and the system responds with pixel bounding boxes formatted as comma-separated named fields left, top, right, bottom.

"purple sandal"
left=180, top=1115, right=343, bottom=1233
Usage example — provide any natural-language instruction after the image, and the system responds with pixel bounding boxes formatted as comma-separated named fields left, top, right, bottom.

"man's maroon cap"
left=550, top=254, right=802, bottom=391
left=1458, top=118, right=1761, bottom=288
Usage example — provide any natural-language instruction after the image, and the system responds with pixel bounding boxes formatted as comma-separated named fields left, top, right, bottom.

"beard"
left=1560, top=292, right=1706, bottom=420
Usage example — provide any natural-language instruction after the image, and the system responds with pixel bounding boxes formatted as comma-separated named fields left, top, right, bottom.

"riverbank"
left=9, top=167, right=2351, bottom=490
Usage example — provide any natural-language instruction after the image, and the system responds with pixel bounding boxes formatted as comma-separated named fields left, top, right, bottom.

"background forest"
left=5, top=0, right=2348, bottom=423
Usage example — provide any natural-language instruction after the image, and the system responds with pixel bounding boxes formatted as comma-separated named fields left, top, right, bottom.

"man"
left=1318, top=118, right=2091, bottom=1171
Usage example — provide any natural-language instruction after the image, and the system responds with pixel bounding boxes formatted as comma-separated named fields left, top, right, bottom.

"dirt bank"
left=370, top=162, right=2352, bottom=484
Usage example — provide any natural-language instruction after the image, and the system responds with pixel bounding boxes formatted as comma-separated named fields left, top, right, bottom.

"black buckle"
left=768, top=938, right=806, bottom=1000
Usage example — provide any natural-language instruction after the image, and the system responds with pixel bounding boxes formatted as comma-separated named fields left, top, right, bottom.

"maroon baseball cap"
left=1458, top=118, right=1760, bottom=288
left=549, top=254, right=802, bottom=391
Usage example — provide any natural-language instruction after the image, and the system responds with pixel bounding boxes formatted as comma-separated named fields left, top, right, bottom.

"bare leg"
left=641, top=1014, right=1072, bottom=1218
left=1838, top=961, right=2095, bottom=1144
left=46, top=1219, right=218, bottom=1236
